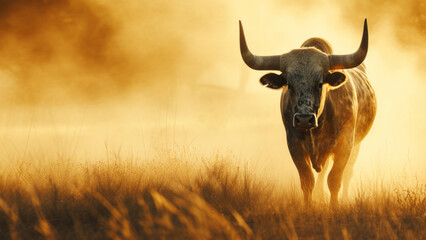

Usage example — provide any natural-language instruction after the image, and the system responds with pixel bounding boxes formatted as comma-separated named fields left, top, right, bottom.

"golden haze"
left=0, top=0, right=424, bottom=198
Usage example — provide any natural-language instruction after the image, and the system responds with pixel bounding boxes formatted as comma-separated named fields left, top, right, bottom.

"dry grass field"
left=0, top=150, right=423, bottom=240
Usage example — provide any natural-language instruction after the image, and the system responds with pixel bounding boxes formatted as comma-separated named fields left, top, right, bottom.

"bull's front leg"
left=313, top=156, right=331, bottom=201
left=327, top=147, right=352, bottom=207
left=289, top=147, right=315, bottom=206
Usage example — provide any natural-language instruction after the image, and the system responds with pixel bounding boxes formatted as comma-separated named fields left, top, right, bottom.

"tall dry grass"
left=0, top=149, right=423, bottom=240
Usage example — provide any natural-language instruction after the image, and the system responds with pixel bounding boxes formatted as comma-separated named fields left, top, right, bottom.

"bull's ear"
left=325, top=72, right=346, bottom=88
left=259, top=73, right=287, bottom=89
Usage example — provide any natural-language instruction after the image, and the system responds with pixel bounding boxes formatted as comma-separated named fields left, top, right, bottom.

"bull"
left=239, top=19, right=376, bottom=206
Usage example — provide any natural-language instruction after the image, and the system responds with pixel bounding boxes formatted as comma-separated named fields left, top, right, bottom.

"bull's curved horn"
left=239, top=20, right=281, bottom=70
left=328, top=19, right=368, bottom=70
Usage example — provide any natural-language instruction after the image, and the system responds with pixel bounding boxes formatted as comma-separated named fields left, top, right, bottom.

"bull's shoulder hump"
left=301, top=38, right=334, bottom=54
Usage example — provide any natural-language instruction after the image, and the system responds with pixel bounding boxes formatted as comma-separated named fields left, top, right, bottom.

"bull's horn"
left=239, top=20, right=281, bottom=70
left=328, top=19, right=368, bottom=70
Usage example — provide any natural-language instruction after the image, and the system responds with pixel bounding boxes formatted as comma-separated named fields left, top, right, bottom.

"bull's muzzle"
left=293, top=113, right=318, bottom=130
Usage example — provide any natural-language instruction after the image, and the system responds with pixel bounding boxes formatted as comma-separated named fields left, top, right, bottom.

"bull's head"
left=239, top=20, right=368, bottom=130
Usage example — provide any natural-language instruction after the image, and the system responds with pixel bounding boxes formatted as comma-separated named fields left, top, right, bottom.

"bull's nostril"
left=295, top=117, right=301, bottom=124
left=309, top=116, right=315, bottom=125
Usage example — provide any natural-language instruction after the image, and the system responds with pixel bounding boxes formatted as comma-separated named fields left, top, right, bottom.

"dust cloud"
left=0, top=0, right=424, bottom=190
left=0, top=0, right=228, bottom=103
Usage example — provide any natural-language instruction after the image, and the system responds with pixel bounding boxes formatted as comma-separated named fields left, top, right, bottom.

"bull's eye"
left=318, top=83, right=323, bottom=88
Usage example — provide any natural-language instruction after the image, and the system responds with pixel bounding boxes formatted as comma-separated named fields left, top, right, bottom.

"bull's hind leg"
left=342, top=144, right=360, bottom=197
